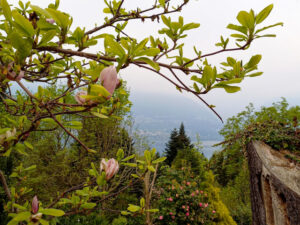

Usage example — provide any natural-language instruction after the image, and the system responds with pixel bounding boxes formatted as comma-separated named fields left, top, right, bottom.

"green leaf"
left=80, top=203, right=96, bottom=209
left=161, top=15, right=170, bottom=27
left=136, top=57, right=160, bottom=71
left=39, top=30, right=56, bottom=46
left=39, top=219, right=50, bottom=225
left=46, top=8, right=71, bottom=30
left=24, top=141, right=33, bottom=150
left=91, top=112, right=108, bottom=119
left=12, top=10, right=35, bottom=37
left=147, top=165, right=156, bottom=172
left=121, top=211, right=131, bottom=215
left=237, top=11, right=254, bottom=29
left=30, top=5, right=52, bottom=18
left=127, top=204, right=140, bottom=212
left=64, top=121, right=82, bottom=130
left=256, top=4, right=273, bottom=24
left=146, top=209, right=159, bottom=213
left=214, top=84, right=241, bottom=93
left=247, top=54, right=262, bottom=68
left=181, top=23, right=200, bottom=32
left=248, top=72, right=263, bottom=77
left=255, top=22, right=283, bottom=34
left=7, top=211, right=31, bottom=225
left=105, top=36, right=125, bottom=57
left=140, top=197, right=145, bottom=208
left=152, top=157, right=166, bottom=164
left=135, top=48, right=160, bottom=57
left=89, top=84, right=111, bottom=98
left=39, top=208, right=65, bottom=217
left=8, top=31, right=32, bottom=60
left=122, top=154, right=135, bottom=162
left=122, top=163, right=137, bottom=167
left=1, top=0, right=12, bottom=23
left=227, top=24, right=247, bottom=35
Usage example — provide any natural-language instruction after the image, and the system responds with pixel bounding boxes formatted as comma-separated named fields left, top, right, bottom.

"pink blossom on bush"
left=172, top=216, right=175, bottom=220
left=204, top=203, right=209, bottom=208
left=168, top=197, right=173, bottom=202
left=191, top=192, right=195, bottom=197
left=200, top=190, right=203, bottom=194
left=159, top=215, right=163, bottom=220
left=212, top=210, right=216, bottom=213
left=100, top=158, right=119, bottom=180
left=196, top=190, right=199, bottom=194
left=186, top=212, right=189, bottom=216
left=186, top=182, right=191, bottom=186
left=169, top=212, right=173, bottom=215
left=182, top=205, right=185, bottom=209
left=199, top=203, right=203, bottom=207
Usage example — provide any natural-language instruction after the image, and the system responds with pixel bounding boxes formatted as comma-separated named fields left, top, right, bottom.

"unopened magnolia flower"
left=186, top=212, right=189, bottom=216
left=169, top=212, right=173, bottom=215
left=199, top=203, right=203, bottom=207
left=100, top=158, right=119, bottom=180
left=0, top=128, right=16, bottom=144
left=212, top=210, right=216, bottom=213
left=46, top=18, right=55, bottom=24
left=75, top=90, right=88, bottom=104
left=31, top=196, right=39, bottom=214
left=159, top=215, right=163, bottom=220
left=186, top=182, right=191, bottom=186
left=6, top=63, right=24, bottom=81
left=99, top=66, right=119, bottom=97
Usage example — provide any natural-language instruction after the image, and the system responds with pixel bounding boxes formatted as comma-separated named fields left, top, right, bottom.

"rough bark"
left=247, top=141, right=300, bottom=225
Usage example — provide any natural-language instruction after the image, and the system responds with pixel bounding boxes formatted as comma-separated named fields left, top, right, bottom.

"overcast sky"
left=22, top=0, right=300, bottom=119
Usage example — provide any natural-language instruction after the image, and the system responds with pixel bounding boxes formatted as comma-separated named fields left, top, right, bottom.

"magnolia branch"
left=0, top=170, right=11, bottom=200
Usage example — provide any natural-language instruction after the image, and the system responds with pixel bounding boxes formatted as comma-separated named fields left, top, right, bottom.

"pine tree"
left=164, top=128, right=179, bottom=165
left=164, top=123, right=193, bottom=165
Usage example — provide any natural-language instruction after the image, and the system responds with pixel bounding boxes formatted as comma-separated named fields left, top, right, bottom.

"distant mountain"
left=130, top=92, right=223, bottom=157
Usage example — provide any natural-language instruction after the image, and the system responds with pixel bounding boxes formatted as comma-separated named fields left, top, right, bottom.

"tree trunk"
left=247, top=141, right=300, bottom=225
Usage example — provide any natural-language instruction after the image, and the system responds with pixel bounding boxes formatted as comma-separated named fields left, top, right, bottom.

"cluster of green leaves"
left=210, top=99, right=300, bottom=225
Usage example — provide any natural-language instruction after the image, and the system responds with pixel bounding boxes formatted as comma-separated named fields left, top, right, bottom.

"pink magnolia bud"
left=46, top=18, right=55, bottom=24
left=168, top=197, right=173, bottom=202
left=182, top=205, right=185, bottom=209
left=199, top=203, right=203, bottom=207
left=186, top=182, right=191, bottom=186
left=99, top=66, right=118, bottom=97
left=159, top=215, right=163, bottom=220
left=31, top=196, right=39, bottom=214
left=212, top=210, right=216, bottom=213
left=204, top=203, right=208, bottom=208
left=100, top=158, right=119, bottom=180
left=6, top=63, right=23, bottom=81
left=75, top=90, right=88, bottom=104
left=186, top=212, right=189, bottom=216
left=169, top=212, right=173, bottom=215
left=191, top=192, right=195, bottom=197
left=171, top=216, right=175, bottom=220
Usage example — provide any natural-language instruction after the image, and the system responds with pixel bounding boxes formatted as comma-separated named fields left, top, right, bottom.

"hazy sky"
left=19, top=0, right=300, bottom=119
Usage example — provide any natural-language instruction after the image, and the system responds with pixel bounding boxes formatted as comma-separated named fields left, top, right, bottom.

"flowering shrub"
left=154, top=168, right=217, bottom=225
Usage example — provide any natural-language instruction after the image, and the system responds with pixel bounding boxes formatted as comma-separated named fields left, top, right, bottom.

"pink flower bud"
left=191, top=192, right=195, bottom=197
left=6, top=63, right=24, bottom=81
left=16, top=70, right=24, bottom=81
left=99, top=66, right=118, bottom=97
left=186, top=182, right=191, bottom=186
left=159, top=215, right=163, bottom=220
left=212, top=210, right=216, bottom=213
left=172, top=216, right=175, bottom=220
left=169, top=212, right=173, bottom=215
left=186, top=212, right=189, bottom=216
left=75, top=90, right=88, bottom=104
left=196, top=190, right=199, bottom=194
left=168, top=197, right=173, bottom=202
left=199, top=203, right=203, bottom=207
left=31, top=196, right=39, bottom=214
left=46, top=18, right=55, bottom=24
left=100, top=158, right=119, bottom=180
left=182, top=205, right=185, bottom=209
left=204, top=203, right=208, bottom=208
left=200, top=190, right=203, bottom=194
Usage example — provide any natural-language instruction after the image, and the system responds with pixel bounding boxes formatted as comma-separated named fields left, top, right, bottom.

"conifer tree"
left=164, top=123, right=193, bottom=165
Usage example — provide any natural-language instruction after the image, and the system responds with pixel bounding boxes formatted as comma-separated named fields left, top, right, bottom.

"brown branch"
left=16, top=80, right=38, bottom=100
left=49, top=112, right=91, bottom=152
left=0, top=170, right=11, bottom=200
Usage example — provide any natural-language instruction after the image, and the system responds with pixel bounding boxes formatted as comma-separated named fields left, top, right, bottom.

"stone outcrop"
left=247, top=141, right=300, bottom=225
